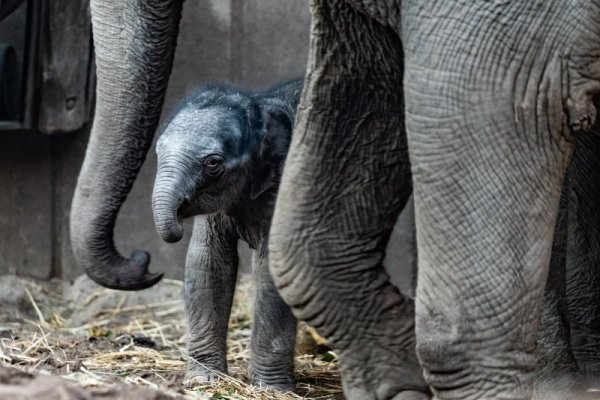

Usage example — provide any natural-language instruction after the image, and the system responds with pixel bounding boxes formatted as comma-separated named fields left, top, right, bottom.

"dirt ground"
left=0, top=275, right=342, bottom=399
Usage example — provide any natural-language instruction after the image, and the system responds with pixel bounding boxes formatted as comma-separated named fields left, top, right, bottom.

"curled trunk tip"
left=85, top=249, right=164, bottom=291
left=152, top=186, right=186, bottom=243
left=155, top=213, right=184, bottom=243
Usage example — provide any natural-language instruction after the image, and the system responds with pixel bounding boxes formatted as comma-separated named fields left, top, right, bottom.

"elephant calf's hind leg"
left=249, top=248, right=296, bottom=392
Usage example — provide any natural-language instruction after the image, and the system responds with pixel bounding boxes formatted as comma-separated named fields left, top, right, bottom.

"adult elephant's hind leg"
left=270, top=1, right=428, bottom=399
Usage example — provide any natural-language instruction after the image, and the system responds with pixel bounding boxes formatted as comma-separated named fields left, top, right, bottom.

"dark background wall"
left=0, top=0, right=311, bottom=281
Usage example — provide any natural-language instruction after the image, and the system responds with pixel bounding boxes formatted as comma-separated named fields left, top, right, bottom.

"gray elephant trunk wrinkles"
left=152, top=156, right=198, bottom=243
left=152, top=186, right=185, bottom=243
left=70, top=0, right=183, bottom=291
left=153, top=79, right=303, bottom=391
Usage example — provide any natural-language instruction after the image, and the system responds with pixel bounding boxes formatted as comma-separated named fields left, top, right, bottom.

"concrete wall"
left=0, top=1, right=311, bottom=281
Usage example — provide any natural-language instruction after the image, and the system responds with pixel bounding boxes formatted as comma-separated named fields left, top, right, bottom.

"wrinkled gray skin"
left=152, top=80, right=303, bottom=392
left=394, top=188, right=599, bottom=398
left=269, top=1, right=600, bottom=399
left=69, top=0, right=600, bottom=398
left=70, top=0, right=183, bottom=290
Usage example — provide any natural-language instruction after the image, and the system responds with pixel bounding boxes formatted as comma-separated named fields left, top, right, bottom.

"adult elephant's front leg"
left=270, top=2, right=428, bottom=399
left=400, top=2, right=593, bottom=398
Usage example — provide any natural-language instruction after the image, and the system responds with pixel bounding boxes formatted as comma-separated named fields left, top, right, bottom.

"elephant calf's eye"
left=204, top=156, right=225, bottom=177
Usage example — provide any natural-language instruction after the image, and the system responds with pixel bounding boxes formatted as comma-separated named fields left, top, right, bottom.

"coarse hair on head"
left=157, top=83, right=264, bottom=151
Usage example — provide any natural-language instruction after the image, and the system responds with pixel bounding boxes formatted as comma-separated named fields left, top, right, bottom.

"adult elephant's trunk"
left=151, top=160, right=189, bottom=244
left=70, top=0, right=183, bottom=291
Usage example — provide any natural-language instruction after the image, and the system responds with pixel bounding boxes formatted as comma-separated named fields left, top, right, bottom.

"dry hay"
left=0, top=276, right=343, bottom=399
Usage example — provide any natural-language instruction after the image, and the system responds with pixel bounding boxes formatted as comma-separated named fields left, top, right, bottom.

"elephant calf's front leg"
left=184, top=216, right=239, bottom=386
left=249, top=246, right=296, bottom=392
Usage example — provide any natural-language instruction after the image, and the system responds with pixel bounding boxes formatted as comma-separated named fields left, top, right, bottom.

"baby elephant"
left=152, top=79, right=303, bottom=391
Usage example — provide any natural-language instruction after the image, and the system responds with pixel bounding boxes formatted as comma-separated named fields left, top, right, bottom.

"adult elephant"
left=268, top=1, right=600, bottom=399
left=70, top=0, right=182, bottom=290
left=68, top=0, right=600, bottom=398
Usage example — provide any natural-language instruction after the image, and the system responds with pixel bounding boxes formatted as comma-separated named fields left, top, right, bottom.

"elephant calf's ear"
left=250, top=106, right=293, bottom=200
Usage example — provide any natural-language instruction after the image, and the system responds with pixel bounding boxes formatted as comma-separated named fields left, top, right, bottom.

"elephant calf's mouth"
left=179, top=197, right=197, bottom=219
left=179, top=193, right=221, bottom=218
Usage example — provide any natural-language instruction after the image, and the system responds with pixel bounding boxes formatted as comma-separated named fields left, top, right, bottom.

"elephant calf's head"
left=152, top=83, right=296, bottom=243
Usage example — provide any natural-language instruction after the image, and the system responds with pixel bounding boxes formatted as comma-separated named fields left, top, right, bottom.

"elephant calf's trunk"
left=152, top=168, right=187, bottom=243
left=153, top=192, right=185, bottom=243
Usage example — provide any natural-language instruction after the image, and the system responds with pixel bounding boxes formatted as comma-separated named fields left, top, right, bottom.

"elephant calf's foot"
left=248, top=364, right=295, bottom=393
left=251, top=379, right=295, bottom=394
left=182, top=367, right=226, bottom=388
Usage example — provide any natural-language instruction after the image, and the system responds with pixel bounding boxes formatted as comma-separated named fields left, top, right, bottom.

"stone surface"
left=0, top=131, right=54, bottom=280
left=0, top=274, right=61, bottom=323
left=63, top=274, right=183, bottom=327
left=0, top=365, right=182, bottom=399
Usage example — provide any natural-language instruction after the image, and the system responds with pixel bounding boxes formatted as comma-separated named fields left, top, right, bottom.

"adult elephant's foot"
left=392, top=391, right=431, bottom=400
left=344, top=381, right=430, bottom=400
left=533, top=386, right=596, bottom=400
left=182, top=367, right=225, bottom=387
left=533, top=371, right=582, bottom=400
left=533, top=370, right=588, bottom=400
